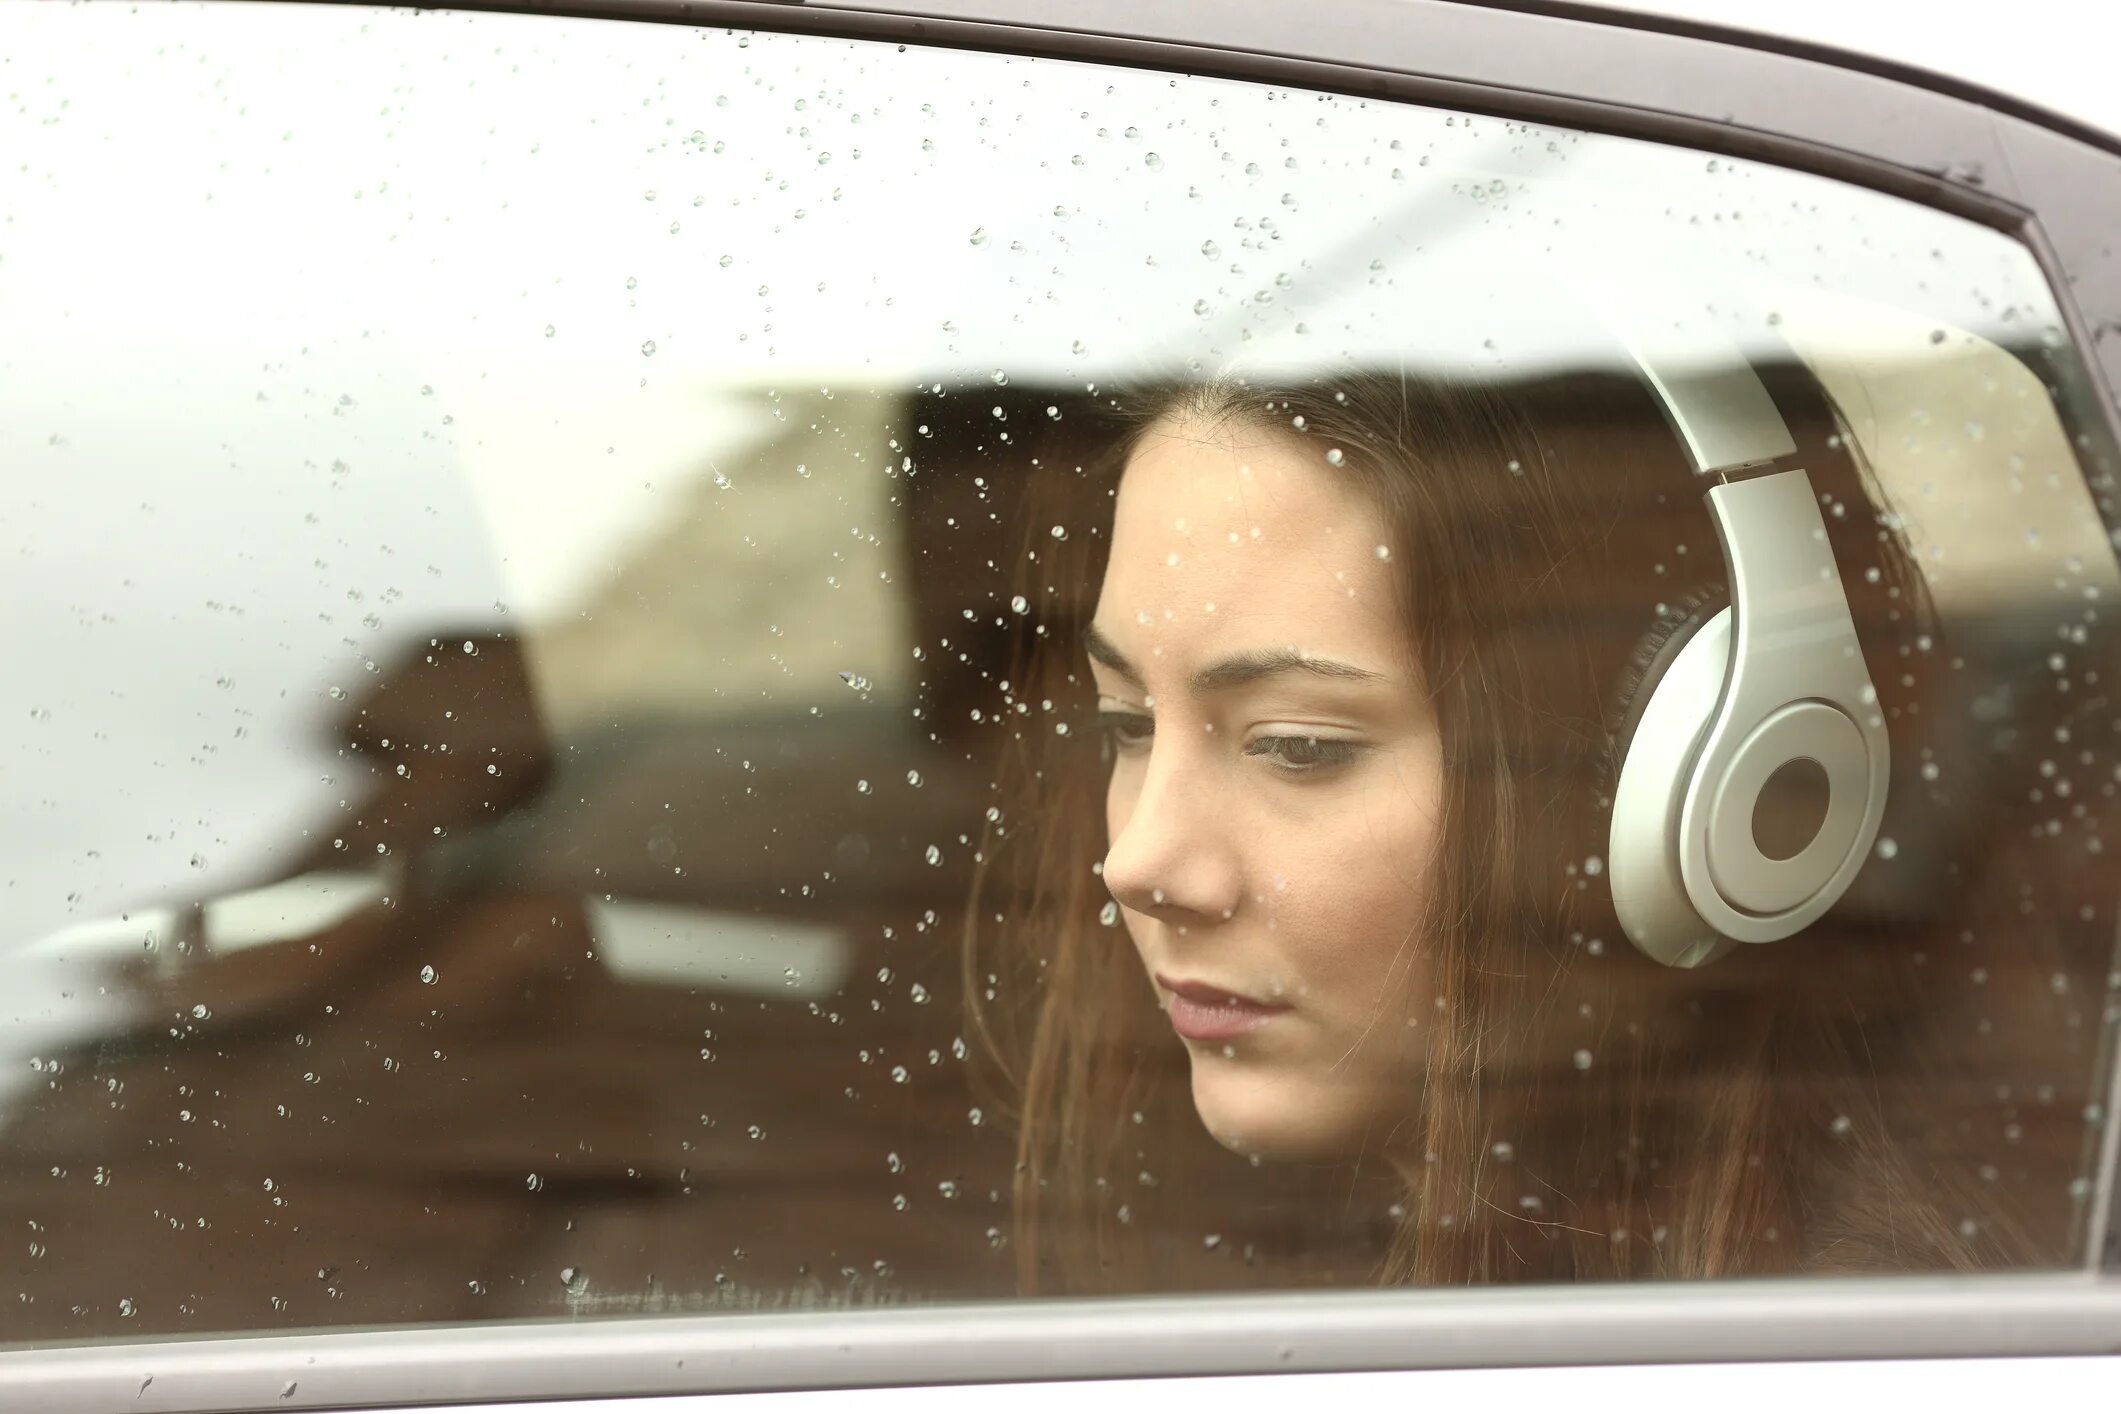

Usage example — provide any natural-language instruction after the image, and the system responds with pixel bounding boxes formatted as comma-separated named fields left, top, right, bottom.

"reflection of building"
left=526, top=390, right=921, bottom=733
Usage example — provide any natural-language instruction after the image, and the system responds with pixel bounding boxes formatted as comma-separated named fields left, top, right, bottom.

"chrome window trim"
left=4, top=1274, right=2121, bottom=1411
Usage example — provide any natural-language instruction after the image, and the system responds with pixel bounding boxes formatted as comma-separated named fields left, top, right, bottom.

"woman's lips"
left=1156, top=973, right=1291, bottom=1042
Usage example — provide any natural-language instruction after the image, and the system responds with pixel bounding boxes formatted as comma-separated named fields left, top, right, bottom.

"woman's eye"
left=1245, top=734, right=1360, bottom=773
left=1093, top=709, right=1155, bottom=753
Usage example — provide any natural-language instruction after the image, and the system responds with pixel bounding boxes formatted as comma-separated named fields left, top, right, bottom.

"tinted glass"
left=3, top=0, right=2118, bottom=1340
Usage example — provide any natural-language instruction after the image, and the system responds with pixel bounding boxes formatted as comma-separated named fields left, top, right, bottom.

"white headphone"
left=1594, top=286, right=1892, bottom=969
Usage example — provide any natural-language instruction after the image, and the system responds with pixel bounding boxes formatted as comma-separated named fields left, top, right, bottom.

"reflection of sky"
left=0, top=334, right=508, bottom=943
left=0, top=0, right=2109, bottom=953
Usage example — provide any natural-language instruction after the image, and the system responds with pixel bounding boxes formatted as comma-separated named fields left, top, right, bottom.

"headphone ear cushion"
left=1606, top=599, right=1744, bottom=969
left=1603, top=583, right=1728, bottom=803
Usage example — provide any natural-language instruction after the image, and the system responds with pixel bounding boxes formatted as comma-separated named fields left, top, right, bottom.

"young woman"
left=963, top=360, right=2106, bottom=1294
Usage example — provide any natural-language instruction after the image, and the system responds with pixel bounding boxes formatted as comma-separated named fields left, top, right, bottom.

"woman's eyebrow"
left=1083, top=622, right=1385, bottom=694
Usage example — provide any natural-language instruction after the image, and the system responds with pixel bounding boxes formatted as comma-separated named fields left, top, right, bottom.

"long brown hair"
left=963, top=362, right=2102, bottom=1293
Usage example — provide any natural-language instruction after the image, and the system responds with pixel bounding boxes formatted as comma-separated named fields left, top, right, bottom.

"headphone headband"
left=1584, top=275, right=1893, bottom=967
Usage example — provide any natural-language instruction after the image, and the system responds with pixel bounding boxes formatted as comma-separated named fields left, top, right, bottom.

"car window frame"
left=3, top=0, right=2119, bottom=1406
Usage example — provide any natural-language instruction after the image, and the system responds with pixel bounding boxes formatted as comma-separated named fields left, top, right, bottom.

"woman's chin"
left=1186, top=1055, right=1386, bottom=1164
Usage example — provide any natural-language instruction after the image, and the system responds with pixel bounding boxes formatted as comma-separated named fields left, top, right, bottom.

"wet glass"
left=1, top=0, right=2117, bottom=1340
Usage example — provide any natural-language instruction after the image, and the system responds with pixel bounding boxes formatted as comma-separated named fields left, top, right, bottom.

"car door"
left=1, top=0, right=2118, bottom=1408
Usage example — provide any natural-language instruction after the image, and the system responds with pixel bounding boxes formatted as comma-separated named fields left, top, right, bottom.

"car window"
left=2, top=0, right=2117, bottom=1343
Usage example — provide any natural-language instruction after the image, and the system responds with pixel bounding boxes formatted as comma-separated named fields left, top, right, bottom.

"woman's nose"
left=1102, top=743, right=1243, bottom=926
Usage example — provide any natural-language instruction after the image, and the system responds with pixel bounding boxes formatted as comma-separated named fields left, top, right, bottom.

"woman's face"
left=1090, top=413, right=1445, bottom=1163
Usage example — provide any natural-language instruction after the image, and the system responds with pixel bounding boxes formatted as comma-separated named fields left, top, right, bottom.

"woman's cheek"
left=1298, top=793, right=1433, bottom=1006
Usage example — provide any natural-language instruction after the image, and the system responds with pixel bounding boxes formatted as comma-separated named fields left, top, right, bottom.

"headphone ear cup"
left=1606, top=589, right=1741, bottom=970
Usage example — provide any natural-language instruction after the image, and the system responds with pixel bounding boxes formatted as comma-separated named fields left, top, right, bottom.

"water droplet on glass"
left=1144, top=152, right=1163, bottom=170
left=1200, top=240, right=1220, bottom=259
left=419, top=965, right=437, bottom=985
left=1875, top=837, right=1899, bottom=860
left=968, top=227, right=989, bottom=247
left=1324, top=448, right=1345, bottom=467
left=1010, top=595, right=1030, bottom=614
left=1099, top=900, right=1121, bottom=927
left=906, top=769, right=923, bottom=788
left=640, top=340, right=657, bottom=357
